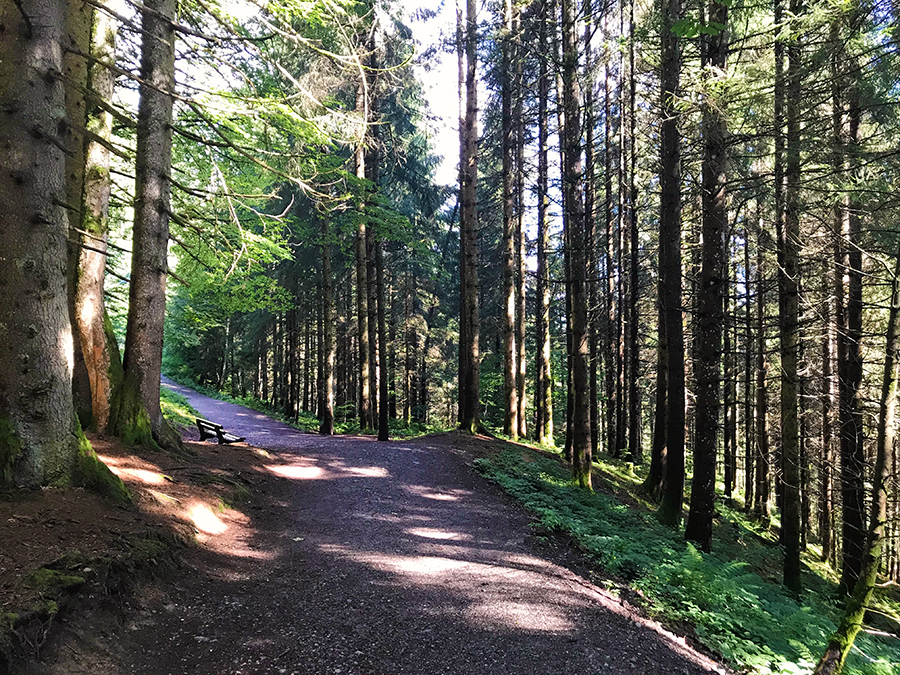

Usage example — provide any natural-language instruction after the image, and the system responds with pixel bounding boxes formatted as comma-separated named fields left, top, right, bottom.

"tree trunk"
left=779, top=0, right=802, bottom=594
left=821, top=263, right=835, bottom=563
left=0, top=0, right=80, bottom=486
left=64, top=0, right=94, bottom=428
left=584, top=0, right=598, bottom=456
left=75, top=6, right=120, bottom=433
left=743, top=212, right=755, bottom=510
left=755, top=229, right=771, bottom=520
left=320, top=222, right=335, bottom=436
left=356, top=100, right=372, bottom=430
left=813, top=243, right=900, bottom=674
left=501, top=0, right=518, bottom=439
left=514, top=7, right=527, bottom=441
left=657, top=0, right=686, bottom=527
left=834, top=14, right=866, bottom=594
left=686, top=0, right=728, bottom=553
left=377, top=241, right=389, bottom=441
left=560, top=0, right=591, bottom=489
left=534, top=4, right=553, bottom=446
left=626, top=0, right=640, bottom=465
left=110, top=0, right=180, bottom=451
left=457, top=0, right=480, bottom=433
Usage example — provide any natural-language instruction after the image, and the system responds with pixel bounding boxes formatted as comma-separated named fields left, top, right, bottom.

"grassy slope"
left=474, top=444, right=899, bottom=675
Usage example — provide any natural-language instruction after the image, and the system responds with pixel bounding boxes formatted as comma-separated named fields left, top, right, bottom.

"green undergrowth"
left=163, top=373, right=448, bottom=439
left=160, top=387, right=200, bottom=432
left=474, top=447, right=899, bottom=675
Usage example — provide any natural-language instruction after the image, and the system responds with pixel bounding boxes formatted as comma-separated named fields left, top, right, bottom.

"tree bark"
left=376, top=240, right=389, bottom=441
left=686, top=0, right=728, bottom=553
left=75, top=5, right=120, bottom=433
left=501, top=0, right=518, bottom=439
left=778, top=0, right=803, bottom=594
left=657, top=0, right=686, bottom=527
left=64, top=0, right=93, bottom=427
left=109, top=0, right=181, bottom=451
left=813, top=243, right=900, bottom=674
left=534, top=3, right=553, bottom=446
left=320, top=221, right=335, bottom=436
left=0, top=0, right=81, bottom=486
left=560, top=0, right=591, bottom=489
left=457, top=0, right=480, bottom=433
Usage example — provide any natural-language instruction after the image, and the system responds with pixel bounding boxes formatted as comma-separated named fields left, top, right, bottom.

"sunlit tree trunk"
left=514, top=7, right=527, bottom=440
left=0, top=0, right=81, bottom=486
left=743, top=208, right=755, bottom=509
left=110, top=0, right=181, bottom=451
left=64, top=0, right=93, bottom=426
left=75, top=5, right=120, bottom=432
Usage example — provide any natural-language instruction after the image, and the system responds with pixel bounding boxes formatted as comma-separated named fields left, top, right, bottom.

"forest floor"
left=1, top=382, right=730, bottom=675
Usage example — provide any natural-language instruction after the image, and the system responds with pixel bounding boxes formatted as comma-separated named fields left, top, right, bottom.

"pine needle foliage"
left=474, top=449, right=899, bottom=675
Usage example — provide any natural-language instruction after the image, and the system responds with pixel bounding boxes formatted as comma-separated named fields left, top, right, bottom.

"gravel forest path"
left=115, top=379, right=727, bottom=675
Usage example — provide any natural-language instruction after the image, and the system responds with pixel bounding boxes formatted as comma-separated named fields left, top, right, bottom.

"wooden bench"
left=196, top=418, right=245, bottom=445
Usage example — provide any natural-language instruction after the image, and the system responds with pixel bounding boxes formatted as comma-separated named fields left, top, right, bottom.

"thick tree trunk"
left=0, top=0, right=80, bottom=486
left=584, top=0, right=598, bottom=456
left=657, top=0, right=686, bottom=527
left=75, top=6, right=120, bottom=432
left=64, top=0, right=93, bottom=427
left=778, top=0, right=803, bottom=594
left=356, top=109, right=372, bottom=430
left=109, top=0, right=180, bottom=451
left=560, top=0, right=591, bottom=489
left=603, top=20, right=617, bottom=460
left=686, top=0, right=728, bottom=553
left=835, top=18, right=866, bottom=594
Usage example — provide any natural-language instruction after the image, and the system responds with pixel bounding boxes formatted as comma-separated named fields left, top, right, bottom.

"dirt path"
left=83, top=382, right=729, bottom=674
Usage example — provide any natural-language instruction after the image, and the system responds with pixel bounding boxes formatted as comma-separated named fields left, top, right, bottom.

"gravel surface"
left=111, top=380, right=729, bottom=675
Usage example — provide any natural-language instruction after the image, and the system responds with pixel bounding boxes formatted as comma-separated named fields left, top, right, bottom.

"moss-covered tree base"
left=109, top=375, right=158, bottom=450
left=72, top=428, right=130, bottom=505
